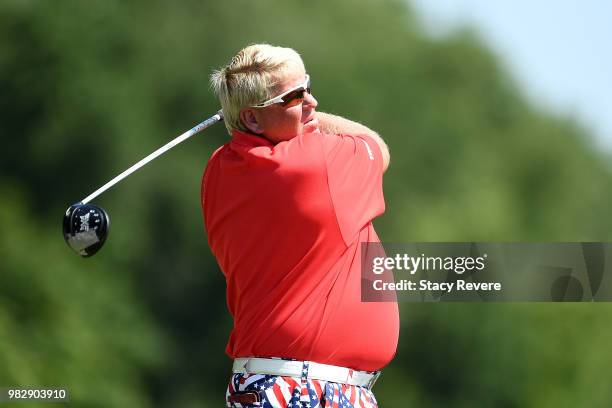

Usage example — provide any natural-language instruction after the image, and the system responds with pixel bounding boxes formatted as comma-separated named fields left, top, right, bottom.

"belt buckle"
left=367, top=371, right=381, bottom=389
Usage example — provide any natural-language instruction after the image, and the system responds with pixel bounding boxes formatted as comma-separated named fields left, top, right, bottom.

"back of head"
left=210, top=44, right=305, bottom=134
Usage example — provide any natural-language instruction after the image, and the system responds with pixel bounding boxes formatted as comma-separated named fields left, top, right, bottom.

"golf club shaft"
left=81, top=110, right=223, bottom=204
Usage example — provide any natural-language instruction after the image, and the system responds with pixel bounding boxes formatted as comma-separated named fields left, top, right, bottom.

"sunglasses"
left=251, top=75, right=312, bottom=108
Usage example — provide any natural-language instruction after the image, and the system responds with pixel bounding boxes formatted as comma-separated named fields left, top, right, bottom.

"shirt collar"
left=231, top=129, right=275, bottom=147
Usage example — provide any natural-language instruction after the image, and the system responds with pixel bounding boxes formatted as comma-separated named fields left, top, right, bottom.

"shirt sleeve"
left=321, top=132, right=385, bottom=245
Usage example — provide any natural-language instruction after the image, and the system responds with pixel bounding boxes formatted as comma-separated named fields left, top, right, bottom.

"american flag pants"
left=226, top=361, right=379, bottom=408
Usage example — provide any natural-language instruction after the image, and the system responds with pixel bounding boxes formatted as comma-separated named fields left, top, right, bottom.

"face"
left=241, top=69, right=319, bottom=143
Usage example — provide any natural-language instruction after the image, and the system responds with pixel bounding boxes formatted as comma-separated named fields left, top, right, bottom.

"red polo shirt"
left=202, top=129, right=398, bottom=371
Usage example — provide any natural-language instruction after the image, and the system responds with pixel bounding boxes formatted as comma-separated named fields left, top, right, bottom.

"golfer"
left=203, top=44, right=399, bottom=408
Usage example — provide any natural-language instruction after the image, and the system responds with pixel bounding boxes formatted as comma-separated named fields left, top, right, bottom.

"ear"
left=240, top=109, right=264, bottom=134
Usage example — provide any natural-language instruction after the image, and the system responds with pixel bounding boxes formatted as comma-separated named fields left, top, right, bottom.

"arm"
left=316, top=112, right=390, bottom=172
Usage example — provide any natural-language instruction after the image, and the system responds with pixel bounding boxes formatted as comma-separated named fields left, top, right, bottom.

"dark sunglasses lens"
left=281, top=89, right=304, bottom=104
left=281, top=89, right=306, bottom=106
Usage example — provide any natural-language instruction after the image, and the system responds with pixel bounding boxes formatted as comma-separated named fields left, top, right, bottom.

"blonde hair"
left=210, top=44, right=305, bottom=133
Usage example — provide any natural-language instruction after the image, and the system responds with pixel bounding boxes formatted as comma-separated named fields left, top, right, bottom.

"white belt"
left=233, top=357, right=381, bottom=389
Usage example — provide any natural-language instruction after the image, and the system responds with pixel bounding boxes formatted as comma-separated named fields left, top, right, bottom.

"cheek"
left=261, top=107, right=304, bottom=138
left=271, top=110, right=300, bottom=130
left=285, top=107, right=303, bottom=126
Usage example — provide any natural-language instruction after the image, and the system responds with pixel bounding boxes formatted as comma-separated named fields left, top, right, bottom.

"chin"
left=303, top=120, right=320, bottom=134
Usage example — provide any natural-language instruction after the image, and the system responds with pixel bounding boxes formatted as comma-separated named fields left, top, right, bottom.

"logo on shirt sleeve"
left=361, top=139, right=374, bottom=160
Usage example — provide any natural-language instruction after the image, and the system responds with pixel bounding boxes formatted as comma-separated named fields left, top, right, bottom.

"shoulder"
left=202, top=143, right=229, bottom=183
left=320, top=132, right=380, bottom=161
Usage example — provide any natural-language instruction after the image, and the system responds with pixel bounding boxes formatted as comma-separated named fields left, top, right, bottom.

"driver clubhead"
left=63, top=203, right=110, bottom=257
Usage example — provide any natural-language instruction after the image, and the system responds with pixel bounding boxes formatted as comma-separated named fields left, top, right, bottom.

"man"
left=203, top=44, right=398, bottom=408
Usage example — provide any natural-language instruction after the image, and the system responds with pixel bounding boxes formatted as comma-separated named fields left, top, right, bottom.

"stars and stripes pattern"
left=226, top=361, right=378, bottom=408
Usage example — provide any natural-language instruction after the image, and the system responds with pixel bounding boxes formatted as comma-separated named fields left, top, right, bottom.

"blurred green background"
left=2, top=0, right=612, bottom=407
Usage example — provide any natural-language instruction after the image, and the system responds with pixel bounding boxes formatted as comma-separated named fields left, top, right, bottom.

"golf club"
left=63, top=110, right=223, bottom=257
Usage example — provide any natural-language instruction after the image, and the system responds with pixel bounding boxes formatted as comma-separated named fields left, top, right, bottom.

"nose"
left=303, top=91, right=318, bottom=109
